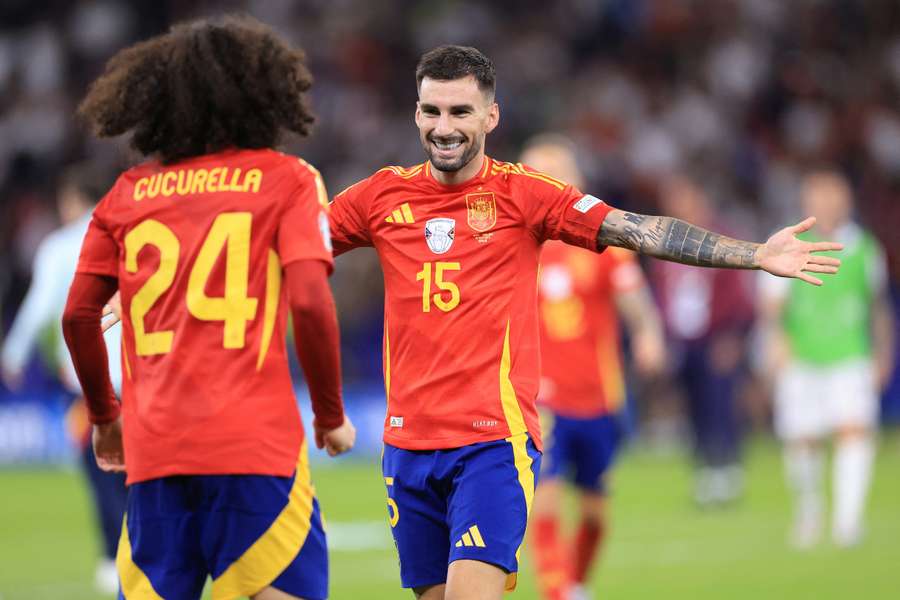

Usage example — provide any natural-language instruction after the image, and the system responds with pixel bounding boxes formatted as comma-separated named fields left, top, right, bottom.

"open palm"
left=757, top=217, right=843, bottom=285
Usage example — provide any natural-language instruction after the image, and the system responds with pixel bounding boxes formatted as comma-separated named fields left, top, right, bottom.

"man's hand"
left=101, top=291, right=122, bottom=333
left=93, top=416, right=126, bottom=472
left=315, top=417, right=356, bottom=457
left=757, top=217, right=843, bottom=286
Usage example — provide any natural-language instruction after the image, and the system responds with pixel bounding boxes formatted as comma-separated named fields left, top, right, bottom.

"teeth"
left=434, top=141, right=462, bottom=151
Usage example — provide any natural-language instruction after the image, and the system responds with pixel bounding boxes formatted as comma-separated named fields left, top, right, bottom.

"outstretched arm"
left=597, top=210, right=843, bottom=285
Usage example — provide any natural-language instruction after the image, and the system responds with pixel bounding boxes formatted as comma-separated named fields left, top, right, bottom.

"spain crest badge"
left=465, top=192, right=497, bottom=232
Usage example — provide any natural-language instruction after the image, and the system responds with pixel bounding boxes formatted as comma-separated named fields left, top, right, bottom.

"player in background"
left=758, top=171, right=894, bottom=548
left=652, top=176, right=755, bottom=507
left=1, top=163, right=126, bottom=594
left=63, top=17, right=354, bottom=600
left=521, top=136, right=665, bottom=600
left=327, top=45, right=842, bottom=600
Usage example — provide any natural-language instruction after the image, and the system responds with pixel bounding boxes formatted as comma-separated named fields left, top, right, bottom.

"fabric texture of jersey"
left=540, top=411, right=622, bottom=493
left=382, top=432, right=541, bottom=590
left=538, top=243, right=643, bottom=418
left=116, top=443, right=327, bottom=600
left=330, top=158, right=615, bottom=451
left=75, top=148, right=333, bottom=484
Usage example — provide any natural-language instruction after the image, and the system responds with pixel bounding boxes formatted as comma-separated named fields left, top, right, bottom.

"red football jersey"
left=538, top=243, right=645, bottom=418
left=75, top=148, right=333, bottom=484
left=330, top=157, right=614, bottom=451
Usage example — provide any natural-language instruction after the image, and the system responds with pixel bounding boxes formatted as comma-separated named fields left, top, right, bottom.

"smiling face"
left=415, top=75, right=499, bottom=179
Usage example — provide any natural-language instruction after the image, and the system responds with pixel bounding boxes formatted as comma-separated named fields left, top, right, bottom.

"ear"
left=485, top=102, right=499, bottom=134
left=415, top=101, right=423, bottom=128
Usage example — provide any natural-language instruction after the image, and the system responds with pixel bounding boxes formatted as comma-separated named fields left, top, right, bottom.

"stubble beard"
left=423, top=135, right=483, bottom=173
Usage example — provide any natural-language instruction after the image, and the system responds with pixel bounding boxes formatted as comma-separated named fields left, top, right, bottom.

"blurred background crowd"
left=1, top=0, right=899, bottom=460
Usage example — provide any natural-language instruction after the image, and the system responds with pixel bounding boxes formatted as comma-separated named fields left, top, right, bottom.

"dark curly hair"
left=415, top=45, right=496, bottom=98
left=78, top=15, right=315, bottom=164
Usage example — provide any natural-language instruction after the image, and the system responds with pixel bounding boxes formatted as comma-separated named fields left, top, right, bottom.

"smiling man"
left=328, top=45, right=842, bottom=600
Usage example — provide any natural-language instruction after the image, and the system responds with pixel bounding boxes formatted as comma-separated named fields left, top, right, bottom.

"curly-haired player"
left=64, top=16, right=354, bottom=600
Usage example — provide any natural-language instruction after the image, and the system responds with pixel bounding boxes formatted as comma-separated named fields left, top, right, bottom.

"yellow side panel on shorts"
left=211, top=441, right=316, bottom=600
left=504, top=431, right=536, bottom=592
left=116, top=517, right=164, bottom=599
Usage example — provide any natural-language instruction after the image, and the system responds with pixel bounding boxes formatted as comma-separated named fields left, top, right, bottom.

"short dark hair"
left=78, top=15, right=315, bottom=164
left=415, top=45, right=496, bottom=97
left=59, top=162, right=116, bottom=205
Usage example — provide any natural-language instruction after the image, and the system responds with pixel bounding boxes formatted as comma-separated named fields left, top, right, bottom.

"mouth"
left=429, top=137, right=465, bottom=156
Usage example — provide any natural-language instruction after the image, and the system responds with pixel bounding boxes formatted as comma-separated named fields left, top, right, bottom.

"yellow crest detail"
left=466, top=192, right=497, bottom=233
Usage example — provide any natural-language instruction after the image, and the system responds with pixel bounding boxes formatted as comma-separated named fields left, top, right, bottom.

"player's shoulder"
left=488, top=159, right=570, bottom=192
left=334, top=162, right=427, bottom=200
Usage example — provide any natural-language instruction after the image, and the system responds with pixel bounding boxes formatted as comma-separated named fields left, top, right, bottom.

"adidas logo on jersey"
left=385, top=203, right=415, bottom=224
left=454, top=525, right=486, bottom=548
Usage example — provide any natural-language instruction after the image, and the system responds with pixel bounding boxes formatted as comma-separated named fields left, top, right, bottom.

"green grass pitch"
left=1, top=434, right=898, bottom=599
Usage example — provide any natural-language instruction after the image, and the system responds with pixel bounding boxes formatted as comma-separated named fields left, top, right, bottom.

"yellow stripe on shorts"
left=117, top=516, right=164, bottom=599
left=211, top=441, right=316, bottom=600
left=504, top=431, right=536, bottom=592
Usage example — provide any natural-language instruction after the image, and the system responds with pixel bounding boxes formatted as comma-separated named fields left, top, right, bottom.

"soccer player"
left=62, top=17, right=355, bottom=600
left=521, top=135, right=666, bottom=600
left=758, top=170, right=894, bottom=548
left=1, top=163, right=126, bottom=594
left=327, top=45, right=842, bottom=599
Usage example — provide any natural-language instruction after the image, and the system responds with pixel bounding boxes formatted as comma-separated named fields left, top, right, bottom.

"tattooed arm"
left=597, top=210, right=843, bottom=285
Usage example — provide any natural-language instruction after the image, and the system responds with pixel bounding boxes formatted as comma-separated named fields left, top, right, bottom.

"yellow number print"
left=415, top=261, right=461, bottom=313
left=125, top=220, right=180, bottom=356
left=123, top=213, right=259, bottom=356
left=385, top=476, right=400, bottom=528
left=186, top=213, right=259, bottom=349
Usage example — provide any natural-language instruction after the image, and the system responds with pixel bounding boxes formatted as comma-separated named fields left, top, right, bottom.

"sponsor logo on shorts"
left=455, top=524, right=487, bottom=548
left=572, top=194, right=604, bottom=214
left=389, top=416, right=404, bottom=428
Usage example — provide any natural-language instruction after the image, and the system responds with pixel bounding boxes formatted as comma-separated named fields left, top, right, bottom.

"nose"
left=433, top=113, right=454, bottom=137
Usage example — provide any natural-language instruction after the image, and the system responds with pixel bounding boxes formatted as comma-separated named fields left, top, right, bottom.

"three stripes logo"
left=454, top=524, right=487, bottom=548
left=385, top=203, right=415, bottom=224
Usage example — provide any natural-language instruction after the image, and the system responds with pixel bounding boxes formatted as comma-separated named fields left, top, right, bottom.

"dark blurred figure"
left=1, top=163, right=125, bottom=594
left=651, top=175, right=755, bottom=507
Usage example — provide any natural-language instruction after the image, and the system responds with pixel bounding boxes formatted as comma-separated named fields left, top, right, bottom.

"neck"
left=429, top=153, right=485, bottom=186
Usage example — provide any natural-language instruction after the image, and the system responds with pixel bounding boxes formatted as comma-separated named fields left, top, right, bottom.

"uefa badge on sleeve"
left=424, top=218, right=455, bottom=254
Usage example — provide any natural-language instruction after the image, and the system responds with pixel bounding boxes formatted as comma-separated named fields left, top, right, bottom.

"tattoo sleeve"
left=597, top=210, right=759, bottom=269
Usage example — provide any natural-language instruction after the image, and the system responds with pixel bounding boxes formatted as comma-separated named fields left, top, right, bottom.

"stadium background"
left=0, top=0, right=898, bottom=598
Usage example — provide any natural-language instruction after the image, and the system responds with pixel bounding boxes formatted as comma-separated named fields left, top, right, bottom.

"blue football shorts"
left=540, top=411, right=622, bottom=493
left=382, top=432, right=542, bottom=591
left=116, top=441, right=327, bottom=600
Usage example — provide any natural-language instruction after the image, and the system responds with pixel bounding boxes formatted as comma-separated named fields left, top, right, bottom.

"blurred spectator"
left=651, top=175, right=755, bottom=507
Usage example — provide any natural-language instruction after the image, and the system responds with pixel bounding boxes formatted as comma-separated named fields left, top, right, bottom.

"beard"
left=422, top=133, right=483, bottom=173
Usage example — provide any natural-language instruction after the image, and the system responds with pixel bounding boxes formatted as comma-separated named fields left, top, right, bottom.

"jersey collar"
left=423, top=156, right=492, bottom=190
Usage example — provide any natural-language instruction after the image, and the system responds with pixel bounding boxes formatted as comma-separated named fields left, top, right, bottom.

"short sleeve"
left=525, top=168, right=615, bottom=251
left=76, top=193, right=120, bottom=278
left=329, top=178, right=374, bottom=256
left=278, top=168, right=335, bottom=271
